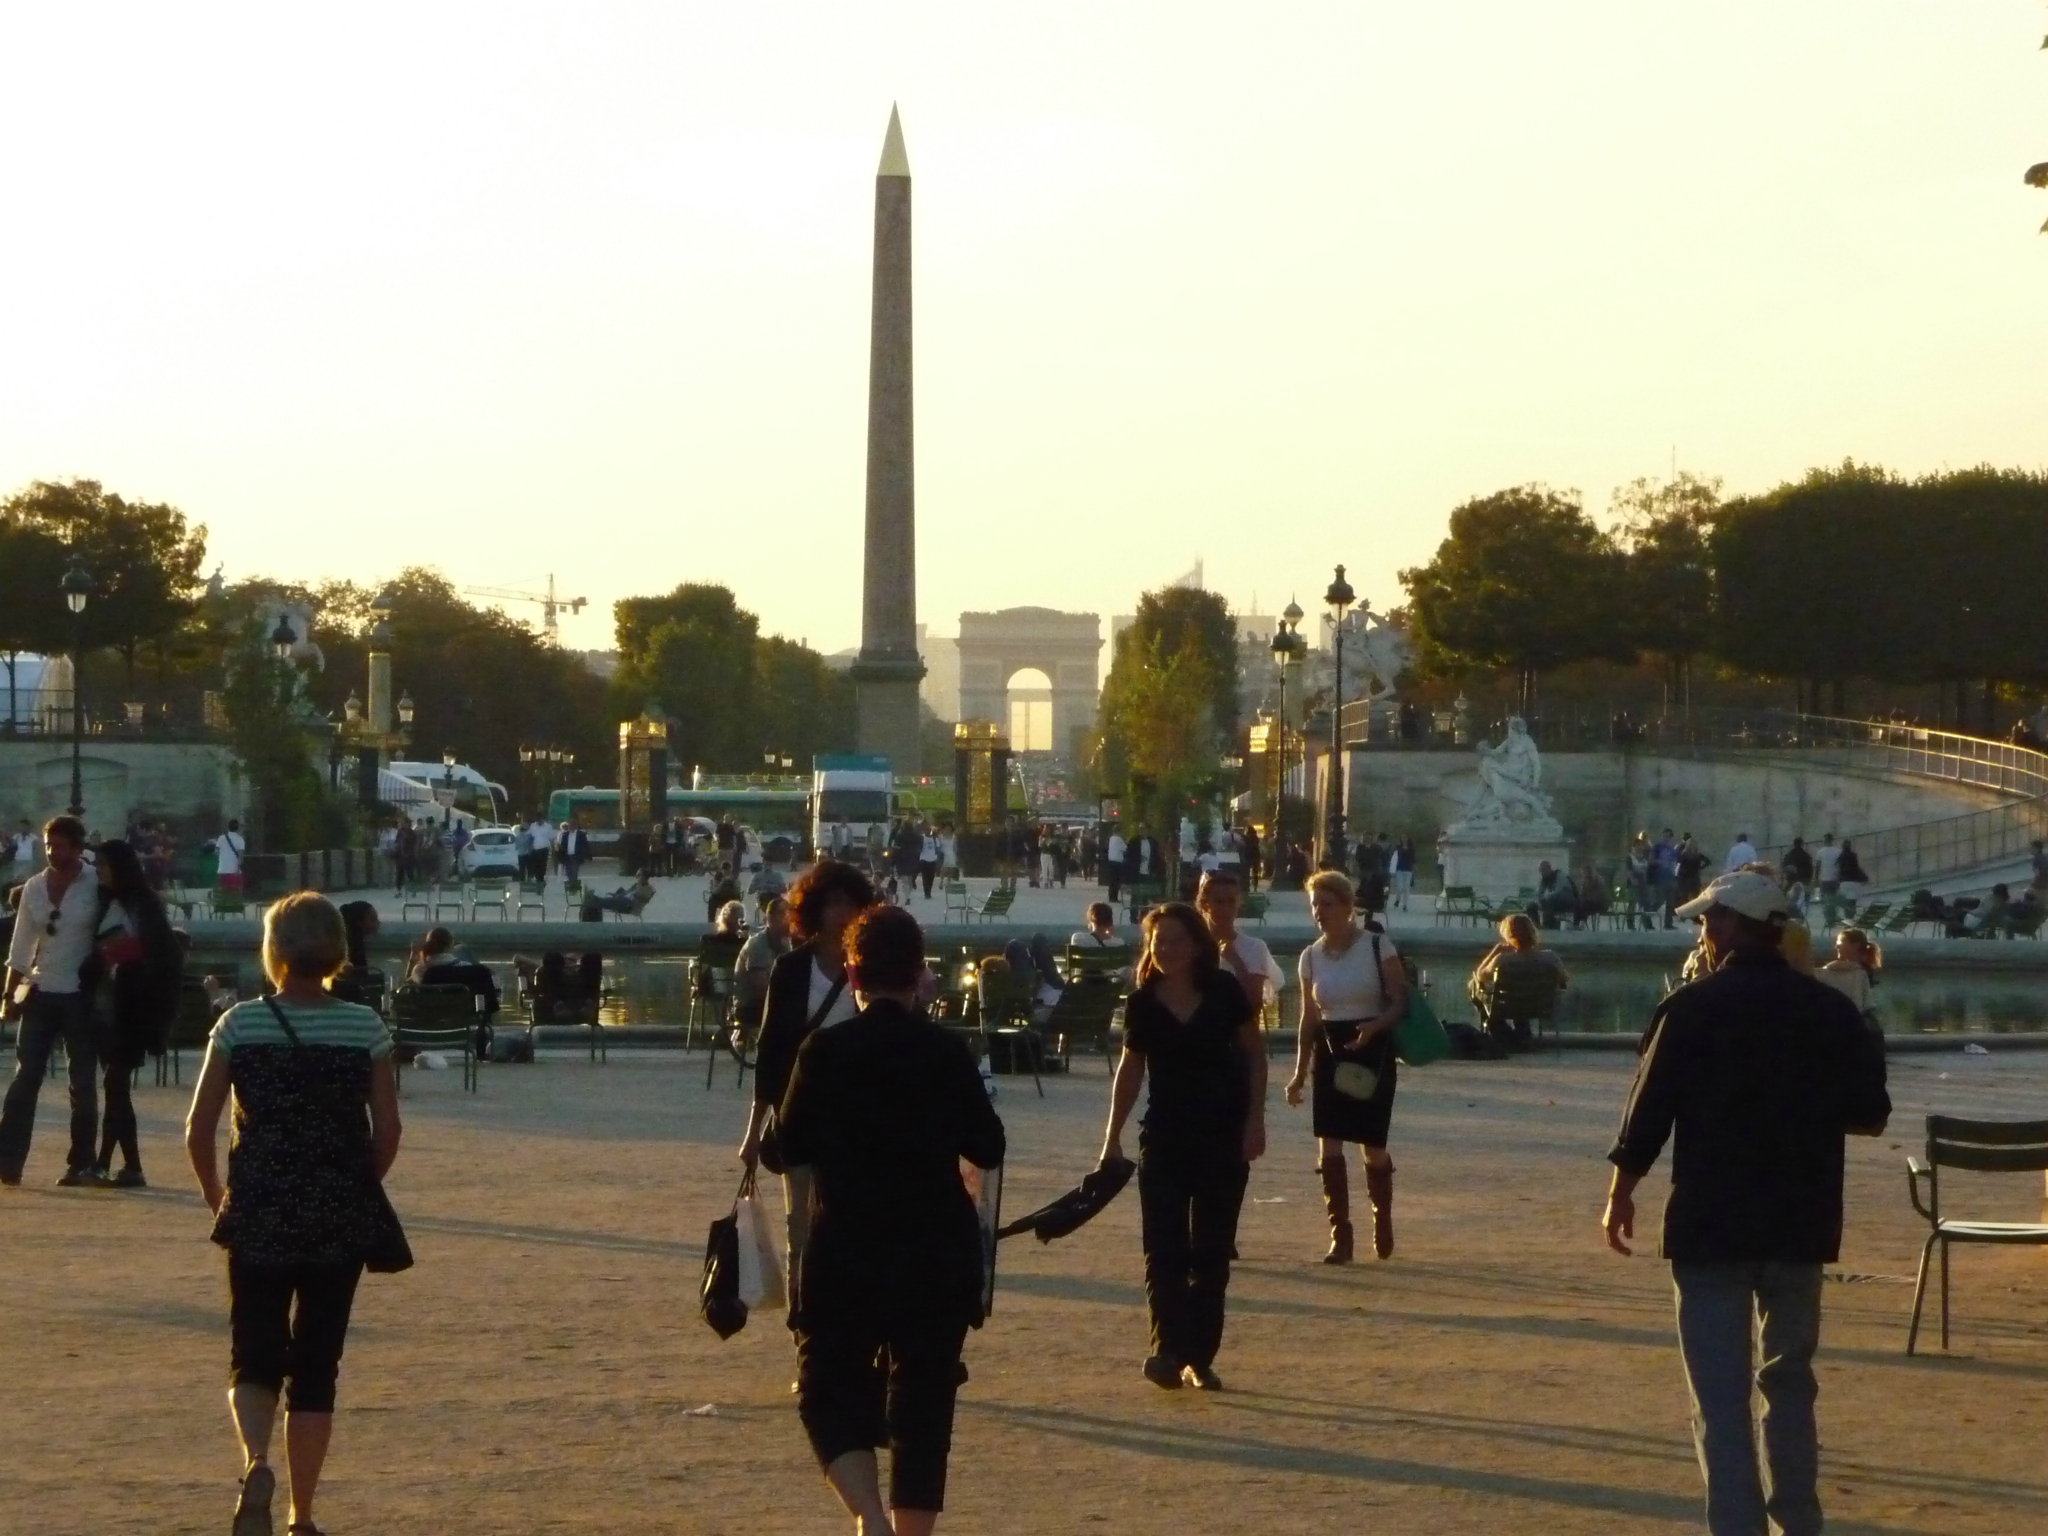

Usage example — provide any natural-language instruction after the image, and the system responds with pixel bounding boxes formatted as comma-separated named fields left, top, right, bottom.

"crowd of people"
left=0, top=798, right=1976, bottom=1536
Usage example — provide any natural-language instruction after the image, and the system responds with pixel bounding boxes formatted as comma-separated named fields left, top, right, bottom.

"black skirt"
left=1310, top=1019, right=1398, bottom=1145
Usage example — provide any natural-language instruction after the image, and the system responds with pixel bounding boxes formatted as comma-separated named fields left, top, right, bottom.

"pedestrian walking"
left=392, top=821, right=417, bottom=896
left=184, top=892, right=407, bottom=1536
left=1103, top=827, right=1127, bottom=905
left=557, top=818, right=590, bottom=886
left=0, top=815, right=109, bottom=1186
left=1813, top=833, right=1844, bottom=926
left=1604, top=869, right=1889, bottom=1536
left=778, top=904, right=1004, bottom=1535
left=741, top=861, right=877, bottom=1281
left=1390, top=836, right=1416, bottom=909
left=91, top=839, right=182, bottom=1187
left=1098, top=901, right=1266, bottom=1390
left=1285, top=870, right=1409, bottom=1264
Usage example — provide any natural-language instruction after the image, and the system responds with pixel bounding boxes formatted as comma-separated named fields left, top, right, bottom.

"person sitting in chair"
left=1532, top=863, right=1578, bottom=930
left=1469, top=912, right=1568, bottom=1050
left=408, top=926, right=502, bottom=1055
left=583, top=869, right=658, bottom=922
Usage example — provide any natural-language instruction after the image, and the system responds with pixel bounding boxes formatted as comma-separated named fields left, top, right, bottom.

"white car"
left=460, top=827, right=522, bottom=879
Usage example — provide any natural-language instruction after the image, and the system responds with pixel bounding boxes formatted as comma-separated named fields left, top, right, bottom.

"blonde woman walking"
left=1285, top=871, right=1408, bottom=1263
left=186, top=893, right=406, bottom=1536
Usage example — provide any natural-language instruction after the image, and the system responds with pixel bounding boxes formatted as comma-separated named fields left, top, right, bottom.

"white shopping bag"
left=733, top=1191, right=786, bottom=1312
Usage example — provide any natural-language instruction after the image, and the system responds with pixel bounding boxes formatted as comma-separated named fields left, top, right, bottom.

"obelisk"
left=850, top=104, right=926, bottom=772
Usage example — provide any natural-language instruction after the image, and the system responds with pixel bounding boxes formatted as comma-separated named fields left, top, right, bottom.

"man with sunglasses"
left=0, top=815, right=110, bottom=1186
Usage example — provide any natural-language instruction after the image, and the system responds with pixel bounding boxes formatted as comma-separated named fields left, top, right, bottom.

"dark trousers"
left=1138, top=1147, right=1248, bottom=1369
left=0, top=990, right=97, bottom=1175
left=1106, top=868, right=1123, bottom=903
left=228, top=1256, right=366, bottom=1413
left=99, top=1054, right=140, bottom=1172
left=919, top=861, right=937, bottom=898
left=798, top=1312, right=971, bottom=1512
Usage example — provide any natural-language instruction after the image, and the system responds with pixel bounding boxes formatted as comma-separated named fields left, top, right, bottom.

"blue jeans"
left=1671, top=1260, right=1824, bottom=1536
left=0, top=990, right=98, bottom=1175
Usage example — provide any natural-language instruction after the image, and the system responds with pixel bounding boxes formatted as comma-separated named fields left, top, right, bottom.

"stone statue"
left=1449, top=716, right=1559, bottom=833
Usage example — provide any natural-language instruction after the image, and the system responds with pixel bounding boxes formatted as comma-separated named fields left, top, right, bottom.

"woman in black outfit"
left=778, top=904, right=1005, bottom=1536
left=1099, top=902, right=1267, bottom=1391
left=93, top=839, right=181, bottom=1187
left=740, top=860, right=876, bottom=1278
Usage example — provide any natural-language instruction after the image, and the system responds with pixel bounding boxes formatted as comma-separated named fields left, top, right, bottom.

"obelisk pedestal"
left=850, top=105, right=926, bottom=772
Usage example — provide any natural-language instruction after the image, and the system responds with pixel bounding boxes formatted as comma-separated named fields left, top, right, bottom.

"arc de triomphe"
left=955, top=608, right=1102, bottom=757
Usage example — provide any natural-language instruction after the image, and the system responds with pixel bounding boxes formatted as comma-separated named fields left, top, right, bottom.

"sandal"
left=232, top=1464, right=275, bottom=1536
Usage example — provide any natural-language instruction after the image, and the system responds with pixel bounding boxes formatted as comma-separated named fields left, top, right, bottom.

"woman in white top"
left=1816, top=926, right=1880, bottom=1019
left=1284, top=871, right=1408, bottom=1265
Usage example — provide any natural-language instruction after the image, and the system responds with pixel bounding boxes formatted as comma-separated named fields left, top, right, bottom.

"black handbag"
left=264, top=997, right=415, bottom=1275
left=700, top=1170, right=752, bottom=1340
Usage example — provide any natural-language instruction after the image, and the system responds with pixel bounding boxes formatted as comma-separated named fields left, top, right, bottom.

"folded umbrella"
left=995, top=1156, right=1136, bottom=1243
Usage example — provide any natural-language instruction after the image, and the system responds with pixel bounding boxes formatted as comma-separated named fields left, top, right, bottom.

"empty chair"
left=1905, top=1115, right=2048, bottom=1354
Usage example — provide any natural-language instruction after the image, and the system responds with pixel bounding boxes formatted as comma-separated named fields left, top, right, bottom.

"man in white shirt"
left=1104, top=830, right=1128, bottom=905
left=1813, top=834, right=1844, bottom=925
left=213, top=819, right=247, bottom=891
left=1724, top=832, right=1759, bottom=873
left=0, top=816, right=110, bottom=1185
left=11, top=819, right=39, bottom=873
left=1197, top=868, right=1285, bottom=1017
left=526, top=815, right=556, bottom=883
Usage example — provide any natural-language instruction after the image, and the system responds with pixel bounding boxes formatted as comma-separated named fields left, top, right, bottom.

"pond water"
left=335, top=951, right=2046, bottom=1037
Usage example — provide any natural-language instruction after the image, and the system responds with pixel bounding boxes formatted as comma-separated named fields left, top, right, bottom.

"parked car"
left=461, top=826, right=522, bottom=879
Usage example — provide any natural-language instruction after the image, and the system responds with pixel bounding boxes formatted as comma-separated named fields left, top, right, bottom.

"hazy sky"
left=2, top=4, right=2043, bottom=657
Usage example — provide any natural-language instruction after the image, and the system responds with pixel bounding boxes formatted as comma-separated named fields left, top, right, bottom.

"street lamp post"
left=1268, top=608, right=1300, bottom=849
left=61, top=558, right=92, bottom=816
left=1323, top=565, right=1355, bottom=864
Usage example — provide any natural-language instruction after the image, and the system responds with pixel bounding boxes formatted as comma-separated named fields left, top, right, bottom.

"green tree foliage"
left=213, top=618, right=353, bottom=850
left=612, top=583, right=857, bottom=774
left=308, top=570, right=615, bottom=801
left=1401, top=484, right=1632, bottom=712
left=1096, top=587, right=1236, bottom=827
left=1711, top=463, right=2048, bottom=711
left=1610, top=473, right=1719, bottom=710
left=0, top=518, right=70, bottom=713
left=1, top=479, right=207, bottom=680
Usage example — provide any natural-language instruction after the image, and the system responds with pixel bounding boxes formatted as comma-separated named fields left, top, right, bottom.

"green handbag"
left=1372, top=935, right=1452, bottom=1066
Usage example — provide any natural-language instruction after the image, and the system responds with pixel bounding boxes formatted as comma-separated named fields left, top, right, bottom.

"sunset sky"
left=1, top=3, right=2042, bottom=656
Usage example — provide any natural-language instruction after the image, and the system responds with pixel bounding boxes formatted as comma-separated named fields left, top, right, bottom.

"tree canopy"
left=1400, top=484, right=1632, bottom=710
left=1096, top=586, right=1236, bottom=828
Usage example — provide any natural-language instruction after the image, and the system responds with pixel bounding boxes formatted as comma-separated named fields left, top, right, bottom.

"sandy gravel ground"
left=2, top=1042, right=2044, bottom=1535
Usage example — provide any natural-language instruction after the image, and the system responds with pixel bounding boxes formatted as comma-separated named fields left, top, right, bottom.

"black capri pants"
left=797, top=1311, right=972, bottom=1512
left=228, top=1257, right=365, bottom=1413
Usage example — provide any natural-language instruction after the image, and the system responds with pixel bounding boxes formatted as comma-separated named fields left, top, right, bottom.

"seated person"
left=1532, top=863, right=1578, bottom=929
left=2007, top=885, right=2044, bottom=934
left=584, top=869, right=658, bottom=921
left=1571, top=865, right=1611, bottom=926
left=1469, top=912, right=1568, bottom=1048
left=733, top=894, right=791, bottom=1029
left=702, top=862, right=742, bottom=923
left=514, top=949, right=594, bottom=1023
left=1953, top=883, right=2012, bottom=938
left=707, top=899, right=746, bottom=942
left=1067, top=901, right=1125, bottom=952
left=1001, top=938, right=1064, bottom=1022
left=745, top=860, right=788, bottom=900
left=327, top=899, right=383, bottom=1008
left=409, top=925, right=502, bottom=1054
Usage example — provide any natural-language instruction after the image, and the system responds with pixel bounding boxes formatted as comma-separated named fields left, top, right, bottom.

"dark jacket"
left=1609, top=948, right=1890, bottom=1264
left=753, top=940, right=833, bottom=1110
left=776, top=997, right=1005, bottom=1328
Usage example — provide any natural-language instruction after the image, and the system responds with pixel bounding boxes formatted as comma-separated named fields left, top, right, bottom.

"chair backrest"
left=1926, top=1115, right=2048, bottom=1174
left=1486, top=954, right=1562, bottom=1017
left=390, top=982, right=478, bottom=1027
left=1065, top=943, right=1131, bottom=985
left=171, top=978, right=219, bottom=1047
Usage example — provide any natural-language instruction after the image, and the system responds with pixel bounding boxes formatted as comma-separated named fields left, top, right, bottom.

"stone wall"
left=1345, top=748, right=2009, bottom=871
left=0, top=737, right=247, bottom=838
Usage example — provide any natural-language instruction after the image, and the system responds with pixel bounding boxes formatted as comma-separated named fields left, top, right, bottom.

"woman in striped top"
left=186, top=892, right=403, bottom=1536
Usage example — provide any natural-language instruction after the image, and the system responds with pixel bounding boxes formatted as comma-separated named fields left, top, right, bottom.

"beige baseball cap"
left=1674, top=869, right=1791, bottom=923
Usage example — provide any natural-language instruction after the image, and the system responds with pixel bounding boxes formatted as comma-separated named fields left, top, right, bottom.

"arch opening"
left=1005, top=667, right=1054, bottom=753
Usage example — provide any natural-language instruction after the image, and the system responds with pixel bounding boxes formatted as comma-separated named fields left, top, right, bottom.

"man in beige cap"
left=1603, top=869, right=1890, bottom=1536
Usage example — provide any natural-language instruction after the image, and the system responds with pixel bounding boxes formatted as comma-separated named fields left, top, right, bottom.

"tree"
left=1610, top=473, right=1719, bottom=716
left=1096, top=587, right=1236, bottom=829
left=1, top=479, right=207, bottom=682
left=0, top=517, right=70, bottom=722
left=305, top=569, right=616, bottom=802
left=613, top=584, right=760, bottom=773
left=1401, top=484, right=1631, bottom=715
left=752, top=634, right=857, bottom=768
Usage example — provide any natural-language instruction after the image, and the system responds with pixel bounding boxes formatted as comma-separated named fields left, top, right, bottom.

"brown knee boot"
left=1317, top=1158, right=1353, bottom=1264
left=1364, top=1161, right=1395, bottom=1259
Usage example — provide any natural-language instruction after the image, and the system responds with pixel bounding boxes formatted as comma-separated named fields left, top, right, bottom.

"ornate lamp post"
left=1269, top=604, right=1306, bottom=846
left=1323, top=565, right=1356, bottom=863
left=61, top=557, right=92, bottom=816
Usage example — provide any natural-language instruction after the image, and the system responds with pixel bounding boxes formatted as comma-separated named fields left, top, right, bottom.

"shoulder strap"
left=805, top=969, right=849, bottom=1030
left=263, top=994, right=306, bottom=1051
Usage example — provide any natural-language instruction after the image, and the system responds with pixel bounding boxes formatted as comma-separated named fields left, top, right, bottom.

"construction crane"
left=463, top=575, right=588, bottom=644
